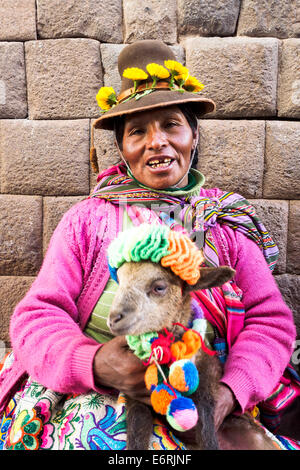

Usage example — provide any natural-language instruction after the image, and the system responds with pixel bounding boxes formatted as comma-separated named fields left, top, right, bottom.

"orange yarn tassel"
left=161, top=231, right=204, bottom=285
left=172, top=323, right=217, bottom=357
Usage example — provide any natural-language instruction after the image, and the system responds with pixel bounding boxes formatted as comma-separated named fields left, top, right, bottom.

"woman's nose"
left=146, top=127, right=167, bottom=150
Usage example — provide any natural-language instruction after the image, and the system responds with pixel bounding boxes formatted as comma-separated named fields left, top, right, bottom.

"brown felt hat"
left=94, top=40, right=215, bottom=131
left=90, top=40, right=216, bottom=172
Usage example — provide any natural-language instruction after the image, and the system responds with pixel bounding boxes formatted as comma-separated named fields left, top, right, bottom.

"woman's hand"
left=93, top=336, right=151, bottom=405
left=214, top=383, right=237, bottom=430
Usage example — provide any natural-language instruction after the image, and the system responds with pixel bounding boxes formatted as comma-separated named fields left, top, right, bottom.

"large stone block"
left=278, top=39, right=300, bottom=118
left=123, top=0, right=177, bottom=44
left=25, top=39, right=102, bottom=119
left=37, top=0, right=123, bottom=43
left=100, top=44, right=185, bottom=95
left=0, top=43, right=27, bottom=119
left=185, top=37, right=279, bottom=118
left=100, top=44, right=125, bottom=94
left=43, top=196, right=85, bottom=254
left=178, top=0, right=240, bottom=37
left=0, top=0, right=36, bottom=41
left=91, top=121, right=121, bottom=178
left=0, top=120, right=90, bottom=196
left=198, top=120, right=265, bottom=198
left=263, top=121, right=300, bottom=199
left=237, top=0, right=300, bottom=38
left=0, top=276, right=35, bottom=347
left=287, top=201, right=300, bottom=274
left=0, top=196, right=42, bottom=276
left=275, top=274, right=300, bottom=339
left=248, top=199, right=289, bottom=274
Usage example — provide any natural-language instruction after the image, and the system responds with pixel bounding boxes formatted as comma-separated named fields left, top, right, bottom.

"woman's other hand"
left=93, top=336, right=151, bottom=405
left=214, top=383, right=237, bottom=430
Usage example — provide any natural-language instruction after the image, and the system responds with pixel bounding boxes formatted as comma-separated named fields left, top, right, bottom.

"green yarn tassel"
left=126, top=332, right=159, bottom=360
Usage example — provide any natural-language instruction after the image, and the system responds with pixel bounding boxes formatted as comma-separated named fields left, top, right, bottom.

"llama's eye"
left=151, top=282, right=167, bottom=296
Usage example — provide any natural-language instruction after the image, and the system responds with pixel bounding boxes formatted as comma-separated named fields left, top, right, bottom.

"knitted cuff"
left=220, top=367, right=258, bottom=414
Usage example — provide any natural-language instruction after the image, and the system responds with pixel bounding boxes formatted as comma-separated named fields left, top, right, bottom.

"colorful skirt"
left=0, top=352, right=299, bottom=451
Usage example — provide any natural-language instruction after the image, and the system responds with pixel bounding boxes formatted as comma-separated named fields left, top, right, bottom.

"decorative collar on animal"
left=107, top=223, right=204, bottom=286
left=126, top=322, right=216, bottom=433
left=126, top=322, right=216, bottom=367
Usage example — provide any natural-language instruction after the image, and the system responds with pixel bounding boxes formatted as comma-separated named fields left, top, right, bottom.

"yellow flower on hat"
left=96, top=86, right=118, bottom=111
left=146, top=63, right=170, bottom=89
left=123, top=67, right=148, bottom=81
left=146, top=63, right=170, bottom=80
left=164, top=60, right=189, bottom=78
left=183, top=76, right=205, bottom=93
left=164, top=60, right=190, bottom=91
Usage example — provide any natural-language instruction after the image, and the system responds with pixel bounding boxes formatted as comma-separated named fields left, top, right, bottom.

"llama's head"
left=107, top=224, right=235, bottom=336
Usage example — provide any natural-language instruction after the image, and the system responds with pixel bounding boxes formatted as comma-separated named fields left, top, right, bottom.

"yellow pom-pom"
left=123, top=67, right=148, bottom=81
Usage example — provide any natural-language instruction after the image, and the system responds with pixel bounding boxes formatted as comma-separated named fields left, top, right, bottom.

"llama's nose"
left=108, top=305, right=135, bottom=333
left=109, top=312, right=124, bottom=328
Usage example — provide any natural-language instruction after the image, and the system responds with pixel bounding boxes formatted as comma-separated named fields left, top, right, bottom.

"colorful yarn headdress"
left=107, top=223, right=205, bottom=286
left=107, top=224, right=215, bottom=433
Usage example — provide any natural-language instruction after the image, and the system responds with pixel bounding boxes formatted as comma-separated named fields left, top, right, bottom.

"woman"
left=0, top=40, right=298, bottom=450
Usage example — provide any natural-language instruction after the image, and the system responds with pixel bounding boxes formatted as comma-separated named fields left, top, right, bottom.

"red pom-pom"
left=151, top=334, right=173, bottom=364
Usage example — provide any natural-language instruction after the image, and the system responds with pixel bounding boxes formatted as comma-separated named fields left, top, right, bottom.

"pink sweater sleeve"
left=220, top=229, right=296, bottom=412
left=9, top=203, right=104, bottom=394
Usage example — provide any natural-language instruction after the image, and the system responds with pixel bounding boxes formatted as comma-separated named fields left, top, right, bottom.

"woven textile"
left=89, top=164, right=279, bottom=271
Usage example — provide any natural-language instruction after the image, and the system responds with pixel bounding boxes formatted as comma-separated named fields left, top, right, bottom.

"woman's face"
left=121, top=105, right=197, bottom=189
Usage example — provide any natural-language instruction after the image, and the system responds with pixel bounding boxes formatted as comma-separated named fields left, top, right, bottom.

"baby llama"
left=106, top=224, right=277, bottom=450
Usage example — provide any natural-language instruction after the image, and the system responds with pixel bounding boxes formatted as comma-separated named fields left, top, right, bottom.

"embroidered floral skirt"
left=0, top=352, right=187, bottom=451
left=1, top=352, right=300, bottom=451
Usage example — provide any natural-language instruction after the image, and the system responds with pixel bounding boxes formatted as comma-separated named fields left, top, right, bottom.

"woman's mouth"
left=147, top=157, right=174, bottom=169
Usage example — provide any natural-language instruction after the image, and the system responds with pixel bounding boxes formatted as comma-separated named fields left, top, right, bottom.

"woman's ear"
left=182, top=266, right=236, bottom=296
left=192, top=125, right=199, bottom=150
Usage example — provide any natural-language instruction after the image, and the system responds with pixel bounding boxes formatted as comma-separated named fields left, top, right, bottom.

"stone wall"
left=0, top=0, right=299, bottom=355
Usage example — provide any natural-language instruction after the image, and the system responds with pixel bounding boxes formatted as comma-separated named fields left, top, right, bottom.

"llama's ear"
left=183, top=266, right=236, bottom=295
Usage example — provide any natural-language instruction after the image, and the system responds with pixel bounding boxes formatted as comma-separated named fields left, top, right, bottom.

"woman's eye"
left=165, top=121, right=177, bottom=128
left=130, top=128, right=144, bottom=136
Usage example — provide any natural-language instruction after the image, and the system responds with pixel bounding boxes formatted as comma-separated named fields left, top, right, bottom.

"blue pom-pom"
left=108, top=263, right=118, bottom=284
left=166, top=396, right=198, bottom=432
left=169, top=359, right=199, bottom=396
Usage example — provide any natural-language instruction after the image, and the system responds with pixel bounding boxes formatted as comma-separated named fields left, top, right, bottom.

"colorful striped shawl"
left=89, top=164, right=279, bottom=272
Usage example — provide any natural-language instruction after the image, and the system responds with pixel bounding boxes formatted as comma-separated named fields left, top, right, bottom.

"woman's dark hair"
left=178, top=104, right=199, bottom=169
left=114, top=104, right=199, bottom=169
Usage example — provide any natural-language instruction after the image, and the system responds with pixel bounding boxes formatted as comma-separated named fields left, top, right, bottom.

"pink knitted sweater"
left=0, top=188, right=296, bottom=416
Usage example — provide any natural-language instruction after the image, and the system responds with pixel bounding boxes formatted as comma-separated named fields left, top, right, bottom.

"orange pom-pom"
left=151, top=384, right=177, bottom=415
left=145, top=363, right=170, bottom=391
left=170, top=340, right=187, bottom=361
left=145, top=363, right=159, bottom=391
left=181, top=330, right=201, bottom=358
left=169, top=363, right=188, bottom=392
left=170, top=330, right=201, bottom=361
